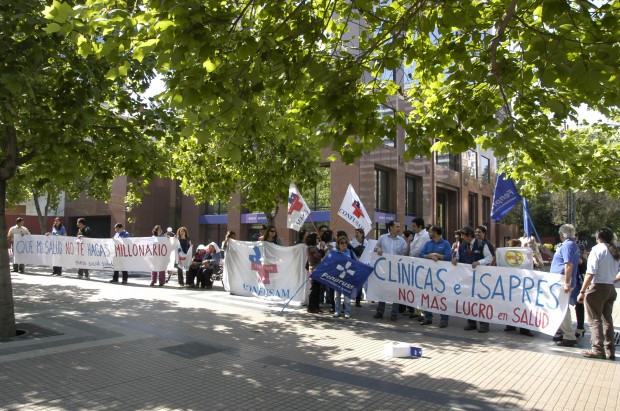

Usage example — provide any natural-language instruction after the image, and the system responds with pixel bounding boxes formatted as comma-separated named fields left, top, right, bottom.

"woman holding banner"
left=333, top=235, right=357, bottom=319
left=175, top=227, right=192, bottom=286
left=150, top=225, right=166, bottom=286
left=263, top=225, right=283, bottom=246
left=577, top=228, right=620, bottom=360
left=48, top=217, right=66, bottom=276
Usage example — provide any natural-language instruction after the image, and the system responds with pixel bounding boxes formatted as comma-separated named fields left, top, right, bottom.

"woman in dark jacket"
left=175, top=227, right=192, bottom=286
left=305, top=232, right=324, bottom=313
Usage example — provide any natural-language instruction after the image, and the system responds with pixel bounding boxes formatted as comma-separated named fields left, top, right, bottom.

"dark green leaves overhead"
left=45, top=0, right=620, bottom=199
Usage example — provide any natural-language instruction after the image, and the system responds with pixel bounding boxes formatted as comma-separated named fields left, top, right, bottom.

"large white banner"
left=367, top=252, right=569, bottom=335
left=13, top=234, right=178, bottom=272
left=223, top=240, right=308, bottom=302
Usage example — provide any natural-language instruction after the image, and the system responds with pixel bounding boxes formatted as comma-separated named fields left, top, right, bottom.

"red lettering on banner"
left=398, top=288, right=416, bottom=304
left=421, top=294, right=447, bottom=312
left=512, top=308, right=549, bottom=328
left=455, top=300, right=494, bottom=319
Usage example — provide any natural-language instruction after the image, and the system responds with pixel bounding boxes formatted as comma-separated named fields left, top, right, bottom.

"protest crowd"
left=8, top=184, right=620, bottom=362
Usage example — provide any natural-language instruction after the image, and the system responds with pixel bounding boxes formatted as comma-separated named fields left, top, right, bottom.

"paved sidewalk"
left=1, top=266, right=619, bottom=410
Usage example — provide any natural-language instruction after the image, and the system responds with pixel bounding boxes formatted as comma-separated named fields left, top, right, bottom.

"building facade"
left=5, top=141, right=517, bottom=247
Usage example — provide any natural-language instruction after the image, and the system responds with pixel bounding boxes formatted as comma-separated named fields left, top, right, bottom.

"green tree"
left=503, top=188, right=620, bottom=243
left=501, top=191, right=557, bottom=237
left=0, top=1, right=166, bottom=338
left=550, top=191, right=620, bottom=236
left=59, top=0, right=620, bottom=195
left=21, top=0, right=620, bottom=333
left=164, top=99, right=324, bottom=226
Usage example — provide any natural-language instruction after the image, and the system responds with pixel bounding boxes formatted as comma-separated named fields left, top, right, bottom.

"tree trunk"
left=0, top=124, right=19, bottom=338
left=263, top=204, right=278, bottom=228
left=0, top=179, right=17, bottom=338
left=32, top=187, right=50, bottom=234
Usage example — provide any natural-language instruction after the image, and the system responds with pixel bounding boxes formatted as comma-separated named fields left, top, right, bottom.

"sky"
left=143, top=78, right=611, bottom=126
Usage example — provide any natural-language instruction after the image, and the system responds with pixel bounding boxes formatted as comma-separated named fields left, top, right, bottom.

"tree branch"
left=489, top=0, right=519, bottom=120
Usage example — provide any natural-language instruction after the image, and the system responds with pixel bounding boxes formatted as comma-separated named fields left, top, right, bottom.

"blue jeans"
left=334, top=291, right=351, bottom=317
left=425, top=312, right=449, bottom=323
left=376, top=302, right=399, bottom=316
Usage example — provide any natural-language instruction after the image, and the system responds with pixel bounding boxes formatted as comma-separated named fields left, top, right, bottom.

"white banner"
left=13, top=234, right=179, bottom=272
left=367, top=252, right=568, bottom=335
left=223, top=239, right=308, bottom=302
left=338, top=184, right=372, bottom=235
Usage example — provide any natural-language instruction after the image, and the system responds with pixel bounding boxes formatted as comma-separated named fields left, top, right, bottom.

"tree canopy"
left=0, top=0, right=167, bottom=337
left=1, top=0, right=618, bottom=338
left=51, top=0, right=620, bottom=199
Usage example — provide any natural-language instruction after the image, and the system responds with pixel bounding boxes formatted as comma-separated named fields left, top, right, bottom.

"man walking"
left=452, top=226, right=493, bottom=333
left=111, top=223, right=130, bottom=284
left=7, top=217, right=30, bottom=273
left=374, top=220, right=408, bottom=321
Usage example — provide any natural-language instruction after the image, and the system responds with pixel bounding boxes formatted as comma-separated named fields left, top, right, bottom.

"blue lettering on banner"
left=242, top=284, right=290, bottom=298
left=16, top=240, right=34, bottom=253
left=373, top=257, right=386, bottom=280
left=87, top=243, right=112, bottom=257
left=376, top=257, right=562, bottom=306
left=377, top=258, right=449, bottom=293
left=44, top=240, right=63, bottom=255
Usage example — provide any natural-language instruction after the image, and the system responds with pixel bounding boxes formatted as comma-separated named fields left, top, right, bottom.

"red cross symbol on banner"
left=251, top=262, right=278, bottom=284
left=288, top=193, right=304, bottom=214
left=352, top=199, right=365, bottom=219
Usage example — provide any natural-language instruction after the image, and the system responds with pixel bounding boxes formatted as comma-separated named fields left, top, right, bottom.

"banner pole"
left=278, top=276, right=310, bottom=315
left=307, top=213, right=319, bottom=234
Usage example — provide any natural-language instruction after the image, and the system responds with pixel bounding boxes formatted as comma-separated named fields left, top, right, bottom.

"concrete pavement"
left=1, top=266, right=619, bottom=410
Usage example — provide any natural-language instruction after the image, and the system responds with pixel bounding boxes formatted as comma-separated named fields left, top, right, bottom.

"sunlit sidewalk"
left=1, top=266, right=618, bottom=410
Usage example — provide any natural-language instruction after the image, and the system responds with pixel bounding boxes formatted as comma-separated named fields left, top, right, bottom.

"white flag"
left=287, top=182, right=311, bottom=231
left=338, top=184, right=372, bottom=235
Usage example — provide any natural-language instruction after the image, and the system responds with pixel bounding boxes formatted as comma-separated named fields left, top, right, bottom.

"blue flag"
left=310, top=250, right=374, bottom=298
left=491, top=173, right=522, bottom=222
left=522, top=198, right=531, bottom=238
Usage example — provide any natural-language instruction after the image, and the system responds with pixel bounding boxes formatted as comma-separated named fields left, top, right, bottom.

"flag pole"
left=306, top=211, right=319, bottom=234
left=278, top=276, right=310, bottom=315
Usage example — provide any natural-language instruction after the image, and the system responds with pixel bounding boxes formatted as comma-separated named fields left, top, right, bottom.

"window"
left=468, top=192, right=478, bottom=228
left=405, top=176, right=418, bottom=216
left=466, top=150, right=478, bottom=179
left=482, top=196, right=491, bottom=229
left=204, top=200, right=228, bottom=215
left=481, top=156, right=491, bottom=183
left=375, top=168, right=390, bottom=212
left=377, top=104, right=396, bottom=148
left=436, top=152, right=460, bottom=171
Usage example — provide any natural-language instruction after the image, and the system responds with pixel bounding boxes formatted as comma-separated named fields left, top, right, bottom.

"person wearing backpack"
left=452, top=226, right=493, bottom=333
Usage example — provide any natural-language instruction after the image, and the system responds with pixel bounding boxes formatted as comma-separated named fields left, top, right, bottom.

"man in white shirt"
left=409, top=217, right=430, bottom=258
left=374, top=220, right=408, bottom=321
left=7, top=217, right=30, bottom=273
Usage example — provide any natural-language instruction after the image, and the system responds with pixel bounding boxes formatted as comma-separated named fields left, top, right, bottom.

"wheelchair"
left=211, top=260, right=224, bottom=284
